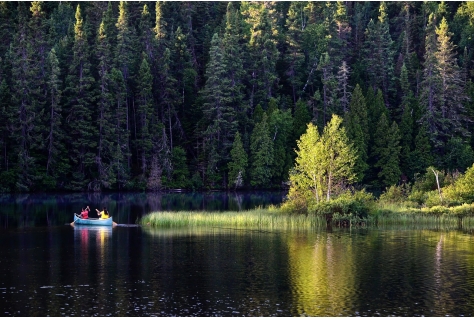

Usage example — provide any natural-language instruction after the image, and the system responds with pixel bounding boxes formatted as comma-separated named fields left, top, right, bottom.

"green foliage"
left=308, top=189, right=375, bottom=220
left=228, top=131, right=247, bottom=189
left=344, top=84, right=368, bottom=182
left=0, top=1, right=474, bottom=192
left=379, top=184, right=411, bottom=205
left=250, top=113, right=273, bottom=188
left=287, top=114, right=357, bottom=211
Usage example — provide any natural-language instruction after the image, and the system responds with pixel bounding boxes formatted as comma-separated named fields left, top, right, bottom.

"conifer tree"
left=344, top=84, right=368, bottom=182
left=285, top=2, right=306, bottom=104
left=63, top=4, right=97, bottom=190
left=95, top=17, right=115, bottom=190
left=10, top=4, right=38, bottom=191
left=250, top=113, right=273, bottom=188
left=292, top=99, right=312, bottom=144
left=223, top=3, right=246, bottom=135
left=45, top=48, right=64, bottom=180
left=244, top=2, right=279, bottom=108
left=411, top=124, right=434, bottom=176
left=363, top=2, right=395, bottom=108
left=135, top=54, right=153, bottom=177
left=109, top=67, right=130, bottom=189
left=201, top=33, right=236, bottom=186
left=269, top=108, right=294, bottom=185
left=228, top=131, right=247, bottom=189
left=373, top=114, right=402, bottom=187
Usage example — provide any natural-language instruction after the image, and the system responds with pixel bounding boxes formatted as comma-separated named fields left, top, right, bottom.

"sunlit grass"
left=140, top=208, right=327, bottom=230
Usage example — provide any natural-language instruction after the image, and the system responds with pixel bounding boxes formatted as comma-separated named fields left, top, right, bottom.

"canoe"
left=73, top=214, right=113, bottom=226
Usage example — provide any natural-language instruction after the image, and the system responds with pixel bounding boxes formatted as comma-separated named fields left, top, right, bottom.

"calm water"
left=1, top=193, right=474, bottom=316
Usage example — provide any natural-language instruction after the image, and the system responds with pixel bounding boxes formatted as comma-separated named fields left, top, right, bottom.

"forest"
left=1, top=1, right=474, bottom=193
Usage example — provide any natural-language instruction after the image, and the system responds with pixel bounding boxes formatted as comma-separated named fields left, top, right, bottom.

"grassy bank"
left=140, top=206, right=474, bottom=230
left=140, top=208, right=326, bottom=230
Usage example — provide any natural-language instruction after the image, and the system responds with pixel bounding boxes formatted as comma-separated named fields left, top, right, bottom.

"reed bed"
left=373, top=212, right=474, bottom=229
left=140, top=209, right=327, bottom=230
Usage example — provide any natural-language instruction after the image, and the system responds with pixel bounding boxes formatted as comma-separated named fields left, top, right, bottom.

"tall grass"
left=140, top=208, right=327, bottom=230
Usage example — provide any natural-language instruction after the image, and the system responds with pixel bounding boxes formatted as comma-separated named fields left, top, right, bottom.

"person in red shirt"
left=80, top=206, right=90, bottom=219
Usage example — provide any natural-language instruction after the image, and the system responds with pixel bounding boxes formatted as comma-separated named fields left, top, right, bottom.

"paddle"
left=70, top=214, right=80, bottom=226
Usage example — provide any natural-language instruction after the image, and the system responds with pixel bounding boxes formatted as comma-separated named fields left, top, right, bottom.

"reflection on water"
left=0, top=191, right=286, bottom=229
left=1, top=226, right=474, bottom=316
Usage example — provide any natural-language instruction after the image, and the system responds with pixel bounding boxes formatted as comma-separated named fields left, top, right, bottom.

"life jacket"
left=101, top=211, right=109, bottom=219
left=81, top=210, right=89, bottom=219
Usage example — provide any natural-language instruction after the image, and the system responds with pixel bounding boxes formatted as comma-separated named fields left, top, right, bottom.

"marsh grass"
left=140, top=208, right=327, bottom=230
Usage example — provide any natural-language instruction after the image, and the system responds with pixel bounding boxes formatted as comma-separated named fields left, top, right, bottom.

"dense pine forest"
left=1, top=1, right=474, bottom=193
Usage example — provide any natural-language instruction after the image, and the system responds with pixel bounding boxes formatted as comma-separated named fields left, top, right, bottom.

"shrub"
left=448, top=203, right=474, bottom=218
left=379, top=184, right=411, bottom=204
left=422, top=205, right=449, bottom=216
left=443, top=164, right=474, bottom=203
left=407, top=190, right=427, bottom=206
left=308, top=189, right=375, bottom=219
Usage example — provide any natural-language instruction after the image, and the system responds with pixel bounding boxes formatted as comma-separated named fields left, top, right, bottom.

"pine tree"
left=344, top=84, right=368, bottom=182
left=109, top=67, right=130, bottom=190
left=337, top=60, right=351, bottom=113
left=223, top=3, right=247, bottom=136
left=135, top=54, right=154, bottom=177
left=63, top=4, right=97, bottom=190
left=285, top=2, right=306, bottom=104
left=170, top=26, right=195, bottom=150
left=292, top=99, right=312, bottom=144
left=201, top=33, right=236, bottom=186
left=95, top=17, right=116, bottom=190
left=269, top=107, right=294, bottom=185
left=244, top=2, right=279, bottom=108
left=250, top=113, right=273, bottom=188
left=411, top=124, right=434, bottom=176
left=10, top=4, right=37, bottom=191
left=45, top=48, right=64, bottom=181
left=363, top=2, right=395, bottom=108
left=228, top=131, right=248, bottom=189
left=435, top=17, right=469, bottom=142
left=373, top=114, right=401, bottom=188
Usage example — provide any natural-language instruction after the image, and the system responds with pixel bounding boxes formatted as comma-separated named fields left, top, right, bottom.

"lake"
left=1, top=192, right=474, bottom=316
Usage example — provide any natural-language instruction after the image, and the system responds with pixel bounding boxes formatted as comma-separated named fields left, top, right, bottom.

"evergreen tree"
left=10, top=4, right=38, bottom=191
left=285, top=2, right=306, bottom=104
left=45, top=48, right=65, bottom=183
left=344, top=84, right=368, bottom=182
left=411, top=124, right=434, bottom=176
left=63, top=4, right=97, bottom=190
left=269, top=108, right=294, bottom=185
left=135, top=54, right=153, bottom=177
left=292, top=99, right=312, bottom=144
left=373, top=114, right=402, bottom=188
left=244, top=2, right=279, bottom=108
left=222, top=3, right=247, bottom=136
left=228, top=131, right=248, bottom=189
left=201, top=33, right=236, bottom=186
left=109, top=67, right=130, bottom=189
left=95, top=17, right=115, bottom=190
left=363, top=2, right=395, bottom=108
left=250, top=113, right=273, bottom=188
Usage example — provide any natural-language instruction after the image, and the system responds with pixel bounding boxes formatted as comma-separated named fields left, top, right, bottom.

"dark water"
left=0, top=191, right=286, bottom=228
left=1, top=193, right=474, bottom=316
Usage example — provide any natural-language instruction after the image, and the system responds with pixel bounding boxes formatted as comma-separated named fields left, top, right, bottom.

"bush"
left=407, top=189, right=427, bottom=206
left=421, top=205, right=449, bottom=216
left=308, top=189, right=375, bottom=219
left=379, top=184, right=411, bottom=204
left=447, top=203, right=474, bottom=217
